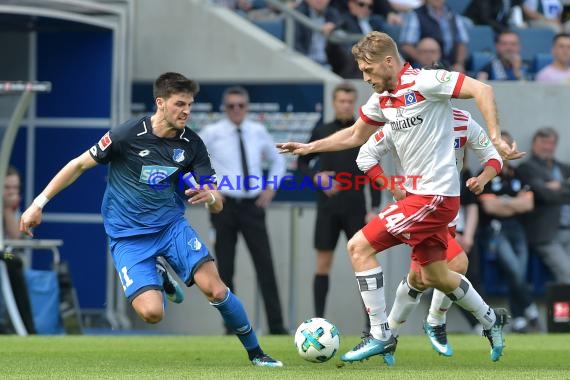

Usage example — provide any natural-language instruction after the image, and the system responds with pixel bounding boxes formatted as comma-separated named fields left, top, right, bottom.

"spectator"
left=1, top=165, right=37, bottom=334
left=297, top=81, right=381, bottom=324
left=294, top=0, right=342, bottom=68
left=522, top=0, right=566, bottom=33
left=388, top=0, right=422, bottom=13
left=518, top=127, right=570, bottom=284
left=400, top=0, right=469, bottom=72
left=476, top=30, right=528, bottom=81
left=330, top=0, right=403, bottom=25
left=326, top=0, right=386, bottom=78
left=463, top=0, right=524, bottom=34
left=412, top=37, right=443, bottom=68
left=478, top=132, right=539, bottom=333
left=535, top=32, right=570, bottom=83
left=199, top=86, right=288, bottom=335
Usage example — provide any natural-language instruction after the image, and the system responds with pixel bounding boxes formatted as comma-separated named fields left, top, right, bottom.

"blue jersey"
left=89, top=116, right=216, bottom=238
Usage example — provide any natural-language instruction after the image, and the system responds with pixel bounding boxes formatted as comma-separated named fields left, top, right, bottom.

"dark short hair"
left=421, top=61, right=448, bottom=70
left=553, top=32, right=570, bottom=44
left=495, top=30, right=518, bottom=43
left=333, top=81, right=357, bottom=100
left=6, top=165, right=20, bottom=178
left=153, top=72, right=199, bottom=100
left=222, top=86, right=250, bottom=104
left=532, top=127, right=559, bottom=143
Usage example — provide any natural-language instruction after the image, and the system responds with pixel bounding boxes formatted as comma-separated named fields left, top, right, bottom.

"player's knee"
left=136, top=305, right=164, bottom=324
left=448, top=254, right=468, bottom=275
left=407, top=272, right=427, bottom=291
left=347, top=237, right=366, bottom=264
left=204, top=283, right=229, bottom=302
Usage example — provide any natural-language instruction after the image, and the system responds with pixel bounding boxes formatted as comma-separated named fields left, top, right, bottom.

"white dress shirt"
left=199, top=117, right=286, bottom=198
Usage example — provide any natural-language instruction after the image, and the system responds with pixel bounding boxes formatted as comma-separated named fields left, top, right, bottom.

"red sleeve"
left=365, top=164, right=384, bottom=180
left=359, top=107, right=385, bottom=127
left=451, top=73, right=466, bottom=98
left=485, top=158, right=502, bottom=175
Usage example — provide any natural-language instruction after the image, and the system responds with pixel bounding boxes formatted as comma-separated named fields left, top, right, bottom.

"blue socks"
left=211, top=289, right=261, bottom=358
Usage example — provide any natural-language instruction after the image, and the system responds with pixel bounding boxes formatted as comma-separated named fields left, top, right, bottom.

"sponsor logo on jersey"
left=97, top=132, right=112, bottom=151
left=390, top=114, right=424, bottom=130
left=172, top=148, right=185, bottom=163
left=187, top=237, right=202, bottom=251
left=491, top=176, right=503, bottom=192
left=478, top=131, right=490, bottom=147
left=138, top=149, right=150, bottom=157
left=374, top=130, right=385, bottom=142
left=395, top=107, right=405, bottom=118
left=511, top=179, right=522, bottom=192
left=404, top=91, right=417, bottom=106
left=139, top=165, right=178, bottom=186
left=454, top=136, right=467, bottom=149
left=435, top=69, right=452, bottom=83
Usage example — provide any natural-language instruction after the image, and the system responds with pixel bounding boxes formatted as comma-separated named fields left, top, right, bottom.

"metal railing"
left=264, top=0, right=365, bottom=48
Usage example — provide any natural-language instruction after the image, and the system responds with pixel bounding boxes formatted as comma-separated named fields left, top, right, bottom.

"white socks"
left=446, top=274, right=496, bottom=330
left=355, top=266, right=391, bottom=340
left=388, top=276, right=423, bottom=336
left=426, top=289, right=453, bottom=326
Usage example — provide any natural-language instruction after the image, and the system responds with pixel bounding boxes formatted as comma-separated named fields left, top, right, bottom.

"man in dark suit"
left=464, top=0, right=524, bottom=34
left=294, top=0, right=341, bottom=67
left=326, top=0, right=386, bottom=77
left=517, top=127, right=570, bottom=284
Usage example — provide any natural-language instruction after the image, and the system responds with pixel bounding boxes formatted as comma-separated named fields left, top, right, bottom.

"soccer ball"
left=294, top=318, right=340, bottom=363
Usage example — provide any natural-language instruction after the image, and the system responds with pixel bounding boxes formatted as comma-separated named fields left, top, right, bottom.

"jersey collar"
left=389, top=62, right=412, bottom=94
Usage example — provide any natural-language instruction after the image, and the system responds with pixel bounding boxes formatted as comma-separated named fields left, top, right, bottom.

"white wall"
left=132, top=0, right=339, bottom=82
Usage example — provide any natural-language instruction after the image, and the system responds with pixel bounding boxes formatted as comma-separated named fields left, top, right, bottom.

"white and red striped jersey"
left=357, top=107, right=502, bottom=226
left=451, top=108, right=502, bottom=175
left=358, top=63, right=465, bottom=196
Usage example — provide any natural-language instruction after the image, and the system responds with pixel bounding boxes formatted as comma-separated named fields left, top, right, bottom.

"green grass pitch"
left=1, top=334, right=569, bottom=379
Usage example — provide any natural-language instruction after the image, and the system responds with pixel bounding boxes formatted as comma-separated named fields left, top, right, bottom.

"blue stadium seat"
left=447, top=0, right=470, bottom=15
left=469, top=51, right=493, bottom=73
left=467, top=25, right=495, bottom=55
left=528, top=253, right=553, bottom=296
left=516, top=27, right=556, bottom=62
left=533, top=52, right=553, bottom=73
left=253, top=17, right=285, bottom=41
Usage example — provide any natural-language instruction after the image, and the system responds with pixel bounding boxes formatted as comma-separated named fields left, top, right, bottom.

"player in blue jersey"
left=19, top=72, right=282, bottom=368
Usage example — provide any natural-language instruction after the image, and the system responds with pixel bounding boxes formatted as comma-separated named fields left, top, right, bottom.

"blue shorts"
left=109, top=217, right=213, bottom=302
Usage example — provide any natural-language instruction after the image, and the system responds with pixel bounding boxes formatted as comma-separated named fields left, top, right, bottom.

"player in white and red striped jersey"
left=277, top=32, right=520, bottom=365
left=358, top=108, right=502, bottom=357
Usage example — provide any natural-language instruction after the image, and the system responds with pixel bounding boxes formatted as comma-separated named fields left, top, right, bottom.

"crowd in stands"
left=213, top=0, right=570, bottom=83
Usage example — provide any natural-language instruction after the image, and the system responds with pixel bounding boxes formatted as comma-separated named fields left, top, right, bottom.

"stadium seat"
left=467, top=25, right=495, bottom=55
left=469, top=51, right=493, bottom=74
left=528, top=253, right=553, bottom=297
left=253, top=17, right=285, bottom=41
left=533, top=52, right=553, bottom=73
left=516, top=27, right=556, bottom=62
left=481, top=249, right=509, bottom=296
left=447, top=0, right=470, bottom=15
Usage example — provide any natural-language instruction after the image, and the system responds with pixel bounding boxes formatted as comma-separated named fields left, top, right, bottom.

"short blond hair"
left=352, top=31, right=400, bottom=64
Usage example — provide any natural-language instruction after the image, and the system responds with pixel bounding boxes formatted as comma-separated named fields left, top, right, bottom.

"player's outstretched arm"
left=457, top=76, right=525, bottom=160
left=276, top=118, right=378, bottom=155
left=19, top=150, right=98, bottom=236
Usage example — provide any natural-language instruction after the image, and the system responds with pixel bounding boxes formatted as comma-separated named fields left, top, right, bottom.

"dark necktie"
left=237, top=128, right=250, bottom=192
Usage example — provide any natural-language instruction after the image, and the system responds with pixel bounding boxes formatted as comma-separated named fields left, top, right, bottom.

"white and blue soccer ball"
left=294, top=318, right=340, bottom=363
